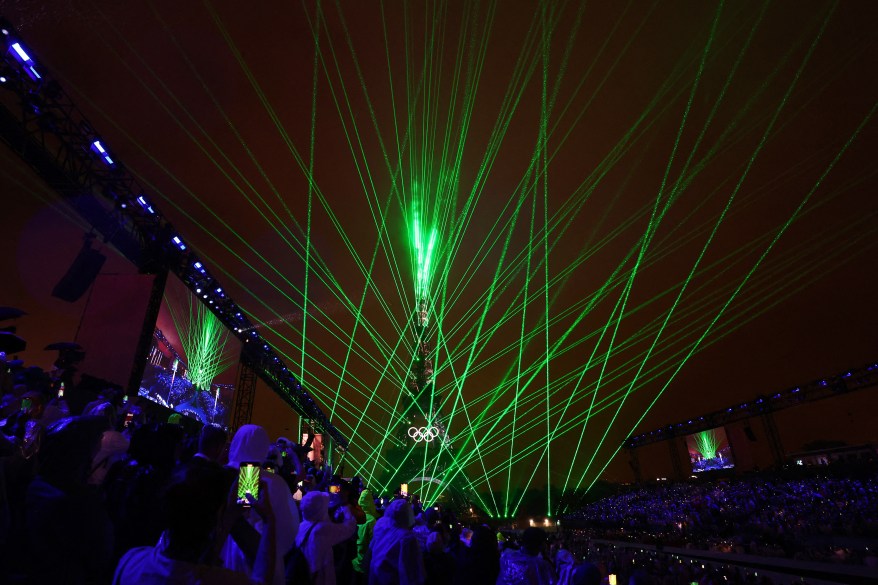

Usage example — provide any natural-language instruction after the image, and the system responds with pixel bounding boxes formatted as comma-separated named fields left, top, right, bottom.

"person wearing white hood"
left=222, top=424, right=299, bottom=585
left=368, top=498, right=425, bottom=585
left=296, top=490, right=357, bottom=585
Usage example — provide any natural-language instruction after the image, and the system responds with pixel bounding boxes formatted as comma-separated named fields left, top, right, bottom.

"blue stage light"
left=10, top=42, right=30, bottom=62
left=136, top=195, right=155, bottom=214
left=90, top=140, right=115, bottom=166
left=172, top=236, right=186, bottom=250
left=7, top=41, right=40, bottom=82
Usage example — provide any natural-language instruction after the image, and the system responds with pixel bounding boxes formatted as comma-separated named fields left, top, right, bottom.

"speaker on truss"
left=51, top=234, right=107, bottom=302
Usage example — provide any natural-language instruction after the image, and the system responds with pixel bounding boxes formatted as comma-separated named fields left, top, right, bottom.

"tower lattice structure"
left=380, top=297, right=470, bottom=507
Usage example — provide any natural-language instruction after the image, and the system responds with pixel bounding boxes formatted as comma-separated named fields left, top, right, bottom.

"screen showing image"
left=138, top=275, right=241, bottom=427
left=685, top=426, right=735, bottom=473
left=302, top=431, right=324, bottom=467
left=237, top=462, right=261, bottom=504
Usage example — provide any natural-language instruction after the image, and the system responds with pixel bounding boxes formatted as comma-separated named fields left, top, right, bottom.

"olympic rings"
left=408, top=426, right=440, bottom=442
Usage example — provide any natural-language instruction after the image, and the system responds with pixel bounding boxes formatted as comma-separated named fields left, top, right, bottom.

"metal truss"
left=625, top=361, right=878, bottom=450
left=0, top=18, right=347, bottom=448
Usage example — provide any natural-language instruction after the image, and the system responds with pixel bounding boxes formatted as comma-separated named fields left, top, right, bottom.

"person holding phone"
left=237, top=462, right=262, bottom=504
left=112, top=465, right=278, bottom=585
left=222, top=424, right=299, bottom=585
left=296, top=489, right=358, bottom=585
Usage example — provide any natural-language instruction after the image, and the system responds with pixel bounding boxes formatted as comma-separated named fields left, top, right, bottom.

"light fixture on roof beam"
left=90, top=140, right=114, bottom=166
left=8, top=41, right=41, bottom=81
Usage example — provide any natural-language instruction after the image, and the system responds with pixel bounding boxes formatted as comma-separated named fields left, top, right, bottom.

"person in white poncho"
left=296, top=490, right=357, bottom=585
left=222, top=424, right=299, bottom=585
left=368, top=498, right=425, bottom=585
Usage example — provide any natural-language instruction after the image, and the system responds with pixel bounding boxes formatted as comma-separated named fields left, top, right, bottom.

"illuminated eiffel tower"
left=378, top=212, right=471, bottom=508
left=380, top=296, right=461, bottom=506
left=399, top=297, right=446, bottom=448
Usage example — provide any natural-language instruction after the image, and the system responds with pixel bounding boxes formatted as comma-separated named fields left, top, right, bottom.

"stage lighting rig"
left=0, top=16, right=346, bottom=446
left=625, top=360, right=878, bottom=448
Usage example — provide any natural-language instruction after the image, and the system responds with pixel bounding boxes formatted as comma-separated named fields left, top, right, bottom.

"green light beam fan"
left=412, top=203, right=439, bottom=303
left=168, top=293, right=236, bottom=392
left=694, top=429, right=721, bottom=460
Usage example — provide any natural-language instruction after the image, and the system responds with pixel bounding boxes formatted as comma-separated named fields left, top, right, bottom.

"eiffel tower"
left=379, top=297, right=470, bottom=508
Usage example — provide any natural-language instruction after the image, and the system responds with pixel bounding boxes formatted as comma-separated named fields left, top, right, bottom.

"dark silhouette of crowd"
left=1, top=354, right=504, bottom=585
left=3, top=351, right=878, bottom=585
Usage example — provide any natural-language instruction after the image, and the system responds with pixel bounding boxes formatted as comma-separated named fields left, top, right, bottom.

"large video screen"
left=138, top=275, right=241, bottom=427
left=685, top=426, right=735, bottom=473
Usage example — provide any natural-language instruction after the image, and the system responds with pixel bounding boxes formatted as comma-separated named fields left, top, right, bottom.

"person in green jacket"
left=352, top=489, right=377, bottom=584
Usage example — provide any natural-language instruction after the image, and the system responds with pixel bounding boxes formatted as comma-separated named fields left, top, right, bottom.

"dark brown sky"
left=1, top=1, right=877, bottom=505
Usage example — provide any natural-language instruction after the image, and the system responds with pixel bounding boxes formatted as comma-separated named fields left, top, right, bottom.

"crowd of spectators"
left=544, top=539, right=826, bottom=585
left=3, top=350, right=877, bottom=585
left=0, top=352, right=509, bottom=585
left=563, top=472, right=878, bottom=566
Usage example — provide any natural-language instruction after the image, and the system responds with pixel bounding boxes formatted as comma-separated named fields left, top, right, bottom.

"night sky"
left=1, top=1, right=876, bottom=505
